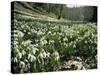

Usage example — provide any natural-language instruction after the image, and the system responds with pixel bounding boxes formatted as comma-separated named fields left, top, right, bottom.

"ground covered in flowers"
left=11, top=13, right=97, bottom=73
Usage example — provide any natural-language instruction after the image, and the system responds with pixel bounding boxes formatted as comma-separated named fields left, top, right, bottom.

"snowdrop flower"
left=14, top=37, right=18, bottom=41
left=14, top=41, right=18, bottom=45
left=77, top=31, right=79, bottom=34
left=21, top=25, right=25, bottom=29
left=43, top=40, right=48, bottom=44
left=35, top=39, right=39, bottom=43
left=66, top=44, right=68, bottom=47
left=26, top=40, right=31, bottom=44
left=42, top=51, right=47, bottom=58
left=28, top=54, right=31, bottom=59
left=41, top=49, right=46, bottom=58
left=22, top=40, right=31, bottom=46
left=78, top=37, right=82, bottom=40
left=22, top=50, right=26, bottom=55
left=24, top=59, right=28, bottom=64
left=76, top=39, right=78, bottom=42
left=46, top=52, right=50, bottom=58
left=63, top=42, right=66, bottom=46
left=18, top=52, right=22, bottom=59
left=40, top=40, right=47, bottom=45
left=27, top=32, right=31, bottom=35
left=48, top=31, right=51, bottom=34
left=14, top=57, right=17, bottom=63
left=38, top=49, right=48, bottom=58
left=33, top=44, right=39, bottom=47
left=69, top=42, right=73, bottom=46
left=70, top=35, right=73, bottom=38
left=53, top=51, right=59, bottom=61
left=26, top=25, right=29, bottom=29
left=16, top=49, right=19, bottom=53
left=73, top=44, right=76, bottom=48
left=37, top=31, right=43, bottom=35
left=34, top=30, right=38, bottom=33
left=40, top=41, right=44, bottom=45
left=38, top=53, right=44, bottom=58
left=63, top=37, right=68, bottom=41
left=30, top=55, right=36, bottom=62
left=32, top=47, right=39, bottom=54
left=49, top=40, right=54, bottom=44
left=14, top=19, right=17, bottom=23
left=85, top=40, right=87, bottom=44
left=23, top=30, right=26, bottom=32
left=40, top=36, right=45, bottom=41
left=28, top=54, right=36, bottom=62
left=17, top=31, right=24, bottom=38
left=20, top=61, right=25, bottom=68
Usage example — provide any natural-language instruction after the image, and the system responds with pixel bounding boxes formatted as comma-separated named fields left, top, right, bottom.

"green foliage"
left=11, top=14, right=97, bottom=73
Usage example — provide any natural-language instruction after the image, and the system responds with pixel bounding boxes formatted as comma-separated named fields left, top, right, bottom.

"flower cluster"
left=11, top=14, right=97, bottom=73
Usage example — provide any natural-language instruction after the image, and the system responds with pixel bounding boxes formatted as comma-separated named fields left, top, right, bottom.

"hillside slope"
left=13, top=1, right=57, bottom=19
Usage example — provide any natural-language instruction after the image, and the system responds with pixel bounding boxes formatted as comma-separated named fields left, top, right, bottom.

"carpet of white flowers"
left=11, top=14, right=97, bottom=73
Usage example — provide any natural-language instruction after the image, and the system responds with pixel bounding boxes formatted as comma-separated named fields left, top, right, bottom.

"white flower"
left=48, top=31, right=51, bottom=34
left=33, top=44, right=39, bottom=47
left=20, top=61, right=25, bottom=68
left=18, top=52, right=22, bottom=59
left=40, top=36, right=45, bottom=40
left=28, top=54, right=31, bottom=59
left=27, top=32, right=31, bottom=35
left=15, top=49, right=19, bottom=53
left=85, top=40, right=87, bottom=44
left=70, top=35, right=73, bottom=38
left=49, top=40, right=54, bottom=44
left=35, top=40, right=39, bottom=43
left=46, top=52, right=50, bottom=58
left=53, top=51, right=59, bottom=61
left=21, top=25, right=24, bottom=28
left=40, top=41, right=44, bottom=45
left=63, top=37, right=68, bottom=41
left=40, top=40, right=47, bottom=45
left=38, top=53, right=43, bottom=58
left=38, top=49, right=49, bottom=58
left=73, top=44, right=76, bottom=48
left=14, top=41, right=18, bottom=45
left=37, top=31, right=43, bottom=35
left=77, top=31, right=79, bottom=34
left=22, top=40, right=31, bottom=46
left=24, top=59, right=28, bottom=63
left=14, top=57, right=17, bottom=63
left=28, top=54, right=36, bottom=62
left=76, top=39, right=78, bottom=42
left=22, top=50, right=26, bottom=55
left=32, top=47, right=39, bottom=54
left=26, top=40, right=31, bottom=44
left=23, top=30, right=26, bottom=32
left=26, top=25, right=29, bottom=29
left=78, top=37, right=82, bottom=40
left=17, top=31, right=24, bottom=38
left=66, top=44, right=68, bottom=47
left=43, top=40, right=48, bottom=45
left=63, top=42, right=66, bottom=46
left=52, top=32, right=56, bottom=35
left=30, top=55, right=36, bottom=62
left=42, top=51, right=47, bottom=58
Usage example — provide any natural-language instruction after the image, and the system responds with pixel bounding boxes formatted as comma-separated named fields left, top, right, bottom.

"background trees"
left=14, top=2, right=97, bottom=22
